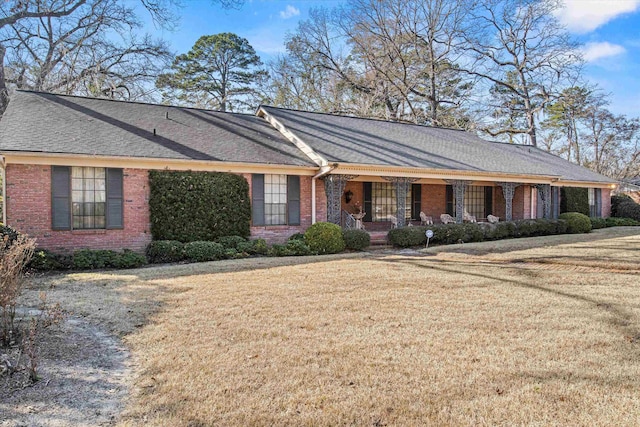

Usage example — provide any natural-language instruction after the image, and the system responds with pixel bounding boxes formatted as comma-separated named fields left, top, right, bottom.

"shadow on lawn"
left=378, top=255, right=640, bottom=355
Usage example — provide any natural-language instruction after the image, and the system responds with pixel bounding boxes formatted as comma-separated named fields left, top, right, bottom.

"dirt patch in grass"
left=3, top=229, right=640, bottom=426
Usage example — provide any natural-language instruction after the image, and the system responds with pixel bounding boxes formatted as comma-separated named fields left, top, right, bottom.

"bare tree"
left=461, top=0, right=581, bottom=146
left=2, top=0, right=171, bottom=101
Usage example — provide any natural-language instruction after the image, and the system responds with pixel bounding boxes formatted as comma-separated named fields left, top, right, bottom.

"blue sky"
left=142, top=0, right=640, bottom=118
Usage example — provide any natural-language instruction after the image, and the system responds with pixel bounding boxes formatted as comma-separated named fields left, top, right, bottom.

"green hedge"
left=342, top=229, right=371, bottom=251
left=388, top=218, right=575, bottom=248
left=558, top=212, right=592, bottom=234
left=304, top=222, right=345, bottom=254
left=611, top=195, right=640, bottom=221
left=149, top=170, right=250, bottom=242
left=590, top=217, right=607, bottom=229
left=72, top=249, right=147, bottom=270
left=605, top=217, right=640, bottom=227
left=560, top=187, right=589, bottom=216
left=146, top=240, right=185, bottom=263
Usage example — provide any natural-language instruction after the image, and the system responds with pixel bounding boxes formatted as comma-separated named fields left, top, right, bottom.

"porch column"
left=383, top=177, right=418, bottom=227
left=446, top=180, right=471, bottom=224
left=323, top=174, right=357, bottom=225
left=535, top=184, right=552, bottom=219
left=497, top=182, right=522, bottom=221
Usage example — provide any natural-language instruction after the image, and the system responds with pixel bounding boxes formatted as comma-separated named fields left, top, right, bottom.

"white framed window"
left=71, top=167, right=106, bottom=229
left=264, top=174, right=287, bottom=225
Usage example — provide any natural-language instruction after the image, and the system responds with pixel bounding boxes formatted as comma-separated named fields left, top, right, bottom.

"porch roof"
left=259, top=106, right=615, bottom=184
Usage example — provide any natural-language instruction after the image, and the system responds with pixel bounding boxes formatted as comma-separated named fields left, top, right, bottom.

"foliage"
left=304, top=222, right=345, bottom=254
left=388, top=219, right=572, bottom=248
left=611, top=194, right=632, bottom=217
left=149, top=170, right=250, bottom=243
left=612, top=195, right=640, bottom=221
left=605, top=217, right=640, bottom=227
left=215, top=235, right=248, bottom=250
left=268, top=240, right=313, bottom=257
left=560, top=187, right=589, bottom=216
left=288, top=233, right=306, bottom=241
left=28, top=249, right=72, bottom=271
left=146, top=240, right=185, bottom=264
left=72, top=249, right=146, bottom=269
left=237, top=239, right=269, bottom=256
left=183, top=241, right=226, bottom=263
left=590, top=217, right=607, bottom=230
left=558, top=212, right=592, bottom=234
left=156, top=33, right=267, bottom=112
left=0, top=226, right=36, bottom=346
left=342, top=229, right=371, bottom=251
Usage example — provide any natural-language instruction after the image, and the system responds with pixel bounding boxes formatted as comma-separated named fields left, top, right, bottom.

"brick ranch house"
left=0, top=91, right=616, bottom=253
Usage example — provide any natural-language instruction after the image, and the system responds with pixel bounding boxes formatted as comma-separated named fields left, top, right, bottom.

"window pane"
left=264, top=174, right=287, bottom=225
left=464, top=186, right=485, bottom=220
left=70, top=167, right=107, bottom=229
left=372, top=183, right=411, bottom=221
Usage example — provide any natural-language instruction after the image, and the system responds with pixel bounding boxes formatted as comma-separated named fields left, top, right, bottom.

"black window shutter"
left=595, top=188, right=602, bottom=217
left=363, top=182, right=372, bottom=222
left=106, top=168, right=124, bottom=229
left=445, top=185, right=454, bottom=216
left=287, top=175, right=300, bottom=225
left=51, top=166, right=71, bottom=230
left=252, top=174, right=265, bottom=226
left=411, top=183, right=421, bottom=220
left=484, top=186, right=493, bottom=218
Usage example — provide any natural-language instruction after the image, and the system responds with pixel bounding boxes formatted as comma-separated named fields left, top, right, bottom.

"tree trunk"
left=0, top=44, right=9, bottom=118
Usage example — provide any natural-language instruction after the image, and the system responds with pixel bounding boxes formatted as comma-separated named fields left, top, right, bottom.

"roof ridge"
left=259, top=104, right=477, bottom=134
left=15, top=90, right=256, bottom=118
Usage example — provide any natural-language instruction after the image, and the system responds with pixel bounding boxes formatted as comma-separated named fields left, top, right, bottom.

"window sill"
left=71, top=229, right=107, bottom=235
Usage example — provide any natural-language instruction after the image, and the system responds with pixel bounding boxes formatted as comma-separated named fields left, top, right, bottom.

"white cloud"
left=582, top=41, right=626, bottom=62
left=556, top=0, right=640, bottom=33
left=279, top=5, right=300, bottom=20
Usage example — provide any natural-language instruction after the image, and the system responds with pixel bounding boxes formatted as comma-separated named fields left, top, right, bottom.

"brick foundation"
left=6, top=164, right=151, bottom=253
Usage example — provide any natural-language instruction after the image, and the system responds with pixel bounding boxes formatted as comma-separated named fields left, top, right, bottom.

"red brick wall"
left=6, top=164, right=151, bottom=253
left=248, top=174, right=327, bottom=244
left=422, top=184, right=447, bottom=221
left=494, top=184, right=530, bottom=220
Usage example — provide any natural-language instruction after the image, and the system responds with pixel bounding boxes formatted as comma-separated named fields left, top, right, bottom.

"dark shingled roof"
left=260, top=106, right=615, bottom=183
left=0, top=91, right=313, bottom=166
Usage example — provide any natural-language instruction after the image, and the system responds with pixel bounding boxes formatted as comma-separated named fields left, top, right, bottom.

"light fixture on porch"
left=344, top=189, right=353, bottom=204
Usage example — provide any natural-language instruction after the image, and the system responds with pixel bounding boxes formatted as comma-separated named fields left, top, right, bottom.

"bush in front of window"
left=215, top=236, right=248, bottom=250
left=342, top=229, right=370, bottom=251
left=146, top=241, right=185, bottom=264
left=304, top=222, right=346, bottom=254
left=183, top=241, right=226, bottom=262
left=560, top=187, right=589, bottom=216
left=29, top=249, right=73, bottom=270
left=558, top=212, right=592, bottom=234
left=149, top=171, right=251, bottom=242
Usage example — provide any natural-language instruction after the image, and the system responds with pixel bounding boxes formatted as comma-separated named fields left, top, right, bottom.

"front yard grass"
left=23, top=227, right=640, bottom=425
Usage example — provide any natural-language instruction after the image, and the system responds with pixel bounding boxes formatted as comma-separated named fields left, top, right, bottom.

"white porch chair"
left=440, top=213, right=455, bottom=224
left=463, top=210, right=477, bottom=223
left=420, top=211, right=433, bottom=225
left=487, top=214, right=500, bottom=224
left=389, top=215, right=398, bottom=229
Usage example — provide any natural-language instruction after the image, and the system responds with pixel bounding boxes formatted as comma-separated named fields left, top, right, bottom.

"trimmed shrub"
left=605, top=217, right=640, bottom=227
left=288, top=233, right=305, bottom=241
left=342, top=229, right=371, bottom=251
left=559, top=212, right=592, bottom=234
left=29, top=249, right=72, bottom=271
left=388, top=226, right=427, bottom=247
left=149, top=170, right=250, bottom=242
left=590, top=217, right=607, bottom=229
left=249, top=238, right=269, bottom=255
left=146, top=240, right=185, bottom=264
left=183, top=241, right=225, bottom=262
left=304, top=222, right=345, bottom=254
left=215, top=235, right=247, bottom=250
left=72, top=249, right=146, bottom=269
left=268, top=240, right=313, bottom=257
left=611, top=194, right=632, bottom=217
left=614, top=196, right=640, bottom=221
left=560, top=187, right=589, bottom=216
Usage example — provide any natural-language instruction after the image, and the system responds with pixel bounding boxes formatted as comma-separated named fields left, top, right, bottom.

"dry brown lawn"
left=22, top=227, right=640, bottom=426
